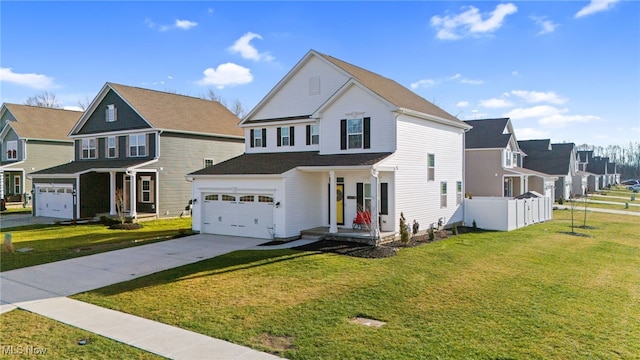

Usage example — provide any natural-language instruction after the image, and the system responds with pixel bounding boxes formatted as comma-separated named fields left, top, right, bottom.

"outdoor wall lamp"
left=275, top=201, right=281, bottom=208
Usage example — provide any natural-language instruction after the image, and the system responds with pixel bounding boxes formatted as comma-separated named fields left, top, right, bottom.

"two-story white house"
left=188, top=50, right=471, bottom=241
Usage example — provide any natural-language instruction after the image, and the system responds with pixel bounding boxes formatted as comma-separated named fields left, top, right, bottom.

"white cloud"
left=229, top=32, right=274, bottom=62
left=531, top=16, right=559, bottom=35
left=461, top=78, right=483, bottom=85
left=410, top=79, right=436, bottom=89
left=538, top=114, right=600, bottom=128
left=514, top=127, right=550, bottom=140
left=510, top=90, right=568, bottom=104
left=456, top=101, right=469, bottom=107
left=197, top=63, right=253, bottom=89
left=0, top=67, right=56, bottom=89
left=479, top=98, right=513, bottom=108
left=63, top=105, right=84, bottom=111
left=431, top=3, right=518, bottom=40
left=146, top=18, right=198, bottom=32
left=175, top=19, right=198, bottom=30
left=575, top=0, right=619, bottom=18
left=505, top=105, right=567, bottom=119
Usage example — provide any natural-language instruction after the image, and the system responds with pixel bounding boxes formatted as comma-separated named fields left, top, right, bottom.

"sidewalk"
left=555, top=205, right=640, bottom=216
left=1, top=234, right=312, bottom=359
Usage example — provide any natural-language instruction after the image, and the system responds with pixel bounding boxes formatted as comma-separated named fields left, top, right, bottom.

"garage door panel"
left=202, top=193, right=273, bottom=239
left=35, top=186, right=73, bottom=219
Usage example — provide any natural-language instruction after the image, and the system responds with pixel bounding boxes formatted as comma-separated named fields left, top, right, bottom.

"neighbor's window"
left=310, top=124, right=319, bottom=145
left=107, top=136, right=117, bottom=158
left=204, top=158, right=215, bottom=168
left=6, top=141, right=17, bottom=160
left=505, top=150, right=512, bottom=167
left=129, top=134, right=146, bottom=157
left=253, top=129, right=263, bottom=148
left=280, top=127, right=290, bottom=146
left=81, top=138, right=97, bottom=159
left=347, top=118, right=363, bottom=149
left=427, top=154, right=435, bottom=181
left=106, top=104, right=117, bottom=122
left=440, top=181, right=447, bottom=208
left=456, top=181, right=462, bottom=205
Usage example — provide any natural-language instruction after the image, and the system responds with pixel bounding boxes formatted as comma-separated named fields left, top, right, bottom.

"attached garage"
left=201, top=193, right=274, bottom=239
left=35, top=185, right=74, bottom=219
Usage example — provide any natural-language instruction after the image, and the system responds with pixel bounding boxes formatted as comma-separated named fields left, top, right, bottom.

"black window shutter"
left=262, top=128, right=267, bottom=147
left=340, top=119, right=347, bottom=150
left=356, top=183, right=364, bottom=210
left=380, top=182, right=388, bottom=215
left=250, top=129, right=254, bottom=148
left=363, top=117, right=371, bottom=149
left=277, top=127, right=282, bottom=147
left=290, top=126, right=295, bottom=146
left=306, top=125, right=311, bottom=145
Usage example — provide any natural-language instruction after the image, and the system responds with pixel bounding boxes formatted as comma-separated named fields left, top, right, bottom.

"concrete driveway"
left=0, top=213, right=65, bottom=230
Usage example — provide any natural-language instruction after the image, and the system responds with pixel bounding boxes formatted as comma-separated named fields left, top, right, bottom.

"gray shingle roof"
left=189, top=151, right=393, bottom=176
left=464, top=118, right=511, bottom=149
left=519, top=140, right=575, bottom=175
left=30, top=159, right=152, bottom=175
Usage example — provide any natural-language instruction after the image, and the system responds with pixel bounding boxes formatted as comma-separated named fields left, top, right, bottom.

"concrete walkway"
left=1, top=234, right=312, bottom=359
left=555, top=205, right=640, bottom=216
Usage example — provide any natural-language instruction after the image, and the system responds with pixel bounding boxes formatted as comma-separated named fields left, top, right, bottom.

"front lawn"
left=73, top=211, right=640, bottom=359
left=0, top=310, right=162, bottom=359
left=0, top=218, right=192, bottom=271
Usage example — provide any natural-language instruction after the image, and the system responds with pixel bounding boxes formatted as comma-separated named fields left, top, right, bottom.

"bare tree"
left=77, top=96, right=92, bottom=111
left=230, top=98, right=245, bottom=118
left=24, top=91, right=61, bottom=108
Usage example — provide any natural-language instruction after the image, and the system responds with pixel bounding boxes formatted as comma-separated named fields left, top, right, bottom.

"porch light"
left=275, top=201, right=281, bottom=208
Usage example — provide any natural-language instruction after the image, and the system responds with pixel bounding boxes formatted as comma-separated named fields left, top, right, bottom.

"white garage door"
left=202, top=193, right=274, bottom=239
left=35, top=186, right=74, bottom=219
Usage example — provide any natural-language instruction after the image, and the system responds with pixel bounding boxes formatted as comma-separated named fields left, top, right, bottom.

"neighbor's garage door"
left=202, top=193, right=274, bottom=239
left=35, top=185, right=74, bottom=219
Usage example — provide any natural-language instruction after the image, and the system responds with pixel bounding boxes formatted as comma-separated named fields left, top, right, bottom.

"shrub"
left=428, top=227, right=435, bottom=242
left=399, top=212, right=410, bottom=244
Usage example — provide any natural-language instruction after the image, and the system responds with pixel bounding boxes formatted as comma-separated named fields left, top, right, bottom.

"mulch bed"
left=293, top=228, right=468, bottom=259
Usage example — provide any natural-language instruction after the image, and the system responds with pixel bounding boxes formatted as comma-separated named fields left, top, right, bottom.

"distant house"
left=576, top=150, right=619, bottom=189
left=1, top=104, right=80, bottom=206
left=188, top=50, right=471, bottom=241
left=464, top=118, right=556, bottom=199
left=519, top=140, right=577, bottom=201
left=575, top=150, right=600, bottom=193
left=29, top=83, right=244, bottom=219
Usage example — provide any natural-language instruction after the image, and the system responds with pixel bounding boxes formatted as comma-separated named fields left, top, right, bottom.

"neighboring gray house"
left=29, top=83, right=244, bottom=219
left=577, top=150, right=619, bottom=189
left=575, top=150, right=600, bottom=193
left=464, top=118, right=556, bottom=199
left=1, top=104, right=80, bottom=206
left=519, top=140, right=577, bottom=201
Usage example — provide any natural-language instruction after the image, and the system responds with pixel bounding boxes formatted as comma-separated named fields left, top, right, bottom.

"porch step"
left=300, top=234, right=323, bottom=241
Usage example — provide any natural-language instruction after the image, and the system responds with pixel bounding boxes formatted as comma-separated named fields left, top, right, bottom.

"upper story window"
left=505, top=150, right=513, bottom=167
left=427, top=154, right=435, bottom=181
left=307, top=124, right=319, bottom=145
left=107, top=136, right=117, bottom=158
left=81, top=138, right=97, bottom=159
left=250, top=128, right=266, bottom=148
left=106, top=104, right=117, bottom=122
left=204, top=158, right=215, bottom=168
left=6, top=141, right=17, bottom=160
left=340, top=117, right=370, bottom=150
left=277, top=126, right=294, bottom=147
left=129, top=134, right=146, bottom=157
left=309, top=76, right=320, bottom=95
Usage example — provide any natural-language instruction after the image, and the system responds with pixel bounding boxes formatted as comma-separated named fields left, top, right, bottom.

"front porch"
left=300, top=226, right=397, bottom=245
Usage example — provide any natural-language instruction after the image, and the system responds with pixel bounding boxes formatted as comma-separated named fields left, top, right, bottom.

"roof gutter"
left=396, top=108, right=472, bottom=130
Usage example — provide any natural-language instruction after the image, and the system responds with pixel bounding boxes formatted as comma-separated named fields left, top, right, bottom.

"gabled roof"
left=1, top=103, right=81, bottom=141
left=520, top=141, right=575, bottom=175
left=464, top=118, right=512, bottom=149
left=189, top=151, right=393, bottom=176
left=71, top=83, right=243, bottom=138
left=243, top=50, right=468, bottom=129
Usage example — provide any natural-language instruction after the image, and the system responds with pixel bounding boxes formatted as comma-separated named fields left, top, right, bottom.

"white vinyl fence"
left=464, top=196, right=553, bottom=231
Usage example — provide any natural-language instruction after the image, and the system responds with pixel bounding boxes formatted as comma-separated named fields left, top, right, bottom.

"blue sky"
left=1, top=1, right=638, bottom=147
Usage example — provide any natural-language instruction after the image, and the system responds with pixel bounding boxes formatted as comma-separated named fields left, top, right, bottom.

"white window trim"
left=106, top=136, right=117, bottom=158
left=347, top=118, right=363, bottom=149
left=427, top=154, right=435, bottom=181
left=6, top=140, right=17, bottom=160
left=254, top=130, right=263, bottom=148
left=106, top=104, right=117, bottom=122
left=280, top=127, right=290, bottom=146
left=128, top=134, right=147, bottom=157
left=456, top=181, right=462, bottom=205
left=140, top=176, right=152, bottom=203
left=440, top=181, right=447, bottom=208
left=204, top=158, right=215, bottom=168
left=81, top=138, right=97, bottom=159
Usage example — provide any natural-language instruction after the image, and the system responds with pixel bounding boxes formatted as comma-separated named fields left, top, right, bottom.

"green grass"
left=72, top=211, right=640, bottom=359
left=0, top=207, right=32, bottom=215
left=0, top=310, right=162, bottom=359
left=0, top=218, right=192, bottom=271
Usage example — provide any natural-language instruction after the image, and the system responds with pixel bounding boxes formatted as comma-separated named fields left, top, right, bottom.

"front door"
left=328, top=183, right=345, bottom=225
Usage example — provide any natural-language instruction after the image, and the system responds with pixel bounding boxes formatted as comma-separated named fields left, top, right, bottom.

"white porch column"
left=0, top=171, right=4, bottom=200
left=370, top=170, right=379, bottom=239
left=109, top=171, right=117, bottom=215
left=129, top=171, right=137, bottom=218
left=329, top=170, right=337, bottom=233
